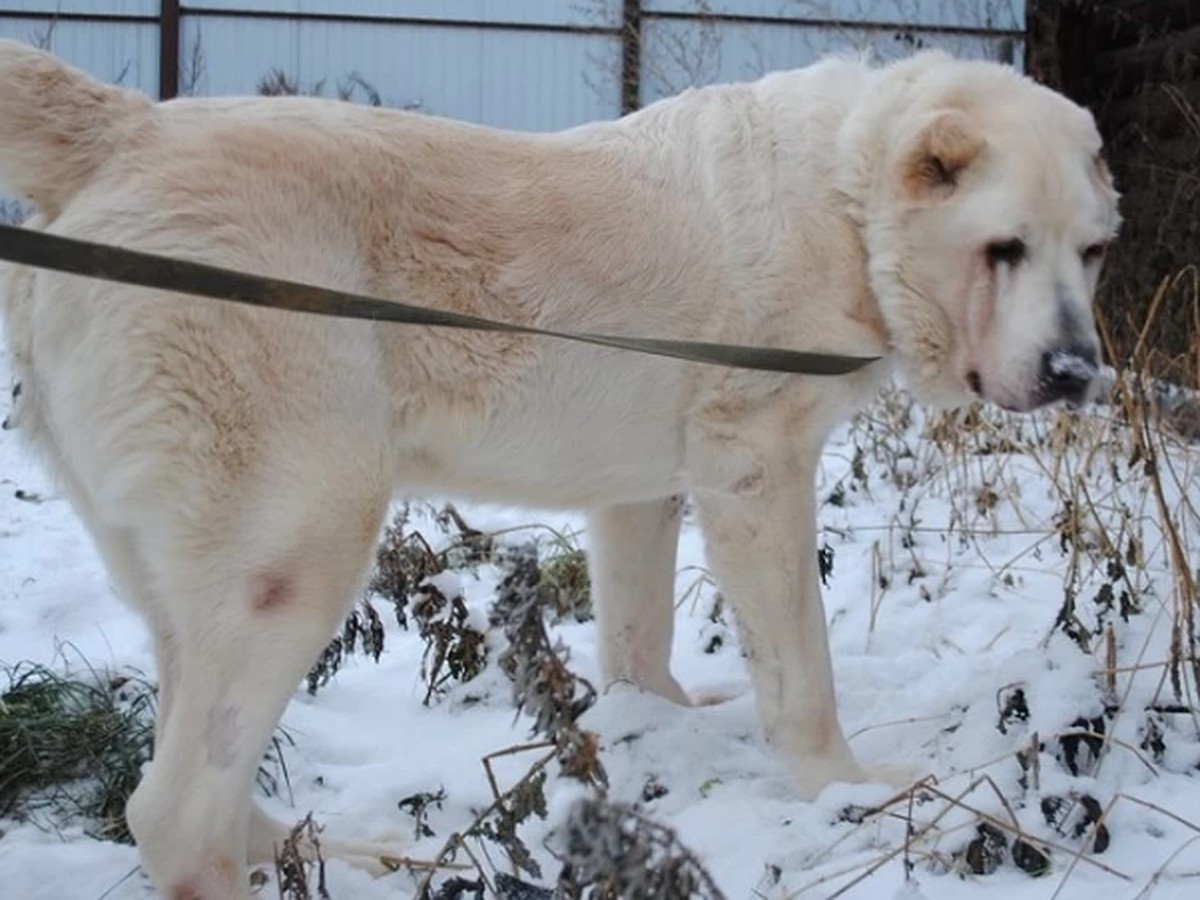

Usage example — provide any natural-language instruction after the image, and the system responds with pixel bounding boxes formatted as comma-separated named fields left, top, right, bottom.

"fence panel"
left=639, top=13, right=1022, bottom=103
left=643, top=0, right=1022, bottom=30
left=186, top=0, right=621, bottom=28
left=177, top=12, right=619, bottom=130
left=0, top=1, right=1027, bottom=130
left=0, top=0, right=156, bottom=13
left=0, top=16, right=159, bottom=95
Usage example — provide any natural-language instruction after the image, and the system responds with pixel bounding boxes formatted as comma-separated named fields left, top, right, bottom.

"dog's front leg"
left=689, top=420, right=864, bottom=798
left=588, top=497, right=689, bottom=705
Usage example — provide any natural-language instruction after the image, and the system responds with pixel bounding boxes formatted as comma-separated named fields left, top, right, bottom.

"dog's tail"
left=0, top=40, right=152, bottom=216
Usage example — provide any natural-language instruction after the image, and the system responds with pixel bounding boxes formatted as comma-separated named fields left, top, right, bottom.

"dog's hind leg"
left=85, top=456, right=399, bottom=881
left=37, top=452, right=184, bottom=738
left=588, top=496, right=690, bottom=705
left=49, top=438, right=406, bottom=890
left=123, top=487, right=389, bottom=900
left=86, top=523, right=181, bottom=734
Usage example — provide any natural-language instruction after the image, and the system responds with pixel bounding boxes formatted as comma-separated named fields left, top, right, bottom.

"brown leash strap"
left=0, top=222, right=879, bottom=376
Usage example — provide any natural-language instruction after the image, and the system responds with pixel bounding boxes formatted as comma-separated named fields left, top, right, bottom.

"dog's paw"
left=691, top=681, right=749, bottom=707
left=321, top=832, right=413, bottom=878
left=861, top=762, right=929, bottom=794
left=692, top=690, right=734, bottom=707
left=248, top=807, right=411, bottom=878
left=604, top=674, right=693, bottom=707
left=790, top=755, right=871, bottom=800
left=788, top=754, right=929, bottom=800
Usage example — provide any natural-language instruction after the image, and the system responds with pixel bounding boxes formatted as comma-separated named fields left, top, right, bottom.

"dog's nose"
left=1038, top=345, right=1098, bottom=406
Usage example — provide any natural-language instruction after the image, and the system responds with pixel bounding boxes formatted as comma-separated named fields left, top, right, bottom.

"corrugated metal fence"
left=0, top=1, right=1025, bottom=131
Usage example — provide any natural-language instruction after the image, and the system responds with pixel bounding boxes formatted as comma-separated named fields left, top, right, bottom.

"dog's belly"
left=403, top=432, right=684, bottom=509
left=393, top=357, right=690, bottom=508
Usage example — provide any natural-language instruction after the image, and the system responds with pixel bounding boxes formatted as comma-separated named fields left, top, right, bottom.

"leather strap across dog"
left=0, top=222, right=879, bottom=376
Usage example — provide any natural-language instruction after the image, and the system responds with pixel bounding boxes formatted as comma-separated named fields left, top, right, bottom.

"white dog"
left=0, top=40, right=1117, bottom=899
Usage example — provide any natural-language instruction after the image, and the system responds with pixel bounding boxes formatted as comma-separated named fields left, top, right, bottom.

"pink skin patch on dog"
left=170, top=856, right=239, bottom=900
left=252, top=573, right=292, bottom=612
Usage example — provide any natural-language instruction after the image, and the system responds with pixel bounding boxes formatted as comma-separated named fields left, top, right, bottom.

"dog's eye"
left=986, top=238, right=1026, bottom=267
left=1081, top=242, right=1107, bottom=264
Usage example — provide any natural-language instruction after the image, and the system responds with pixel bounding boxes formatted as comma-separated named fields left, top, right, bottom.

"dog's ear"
left=898, top=110, right=984, bottom=198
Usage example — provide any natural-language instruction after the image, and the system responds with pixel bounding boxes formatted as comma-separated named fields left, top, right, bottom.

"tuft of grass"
left=0, top=662, right=155, bottom=843
left=0, top=660, right=295, bottom=844
left=305, top=598, right=387, bottom=696
left=257, top=68, right=383, bottom=108
left=255, top=64, right=424, bottom=111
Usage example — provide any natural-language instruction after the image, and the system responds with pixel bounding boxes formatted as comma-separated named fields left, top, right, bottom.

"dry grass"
left=0, top=660, right=155, bottom=843
left=0, top=654, right=294, bottom=852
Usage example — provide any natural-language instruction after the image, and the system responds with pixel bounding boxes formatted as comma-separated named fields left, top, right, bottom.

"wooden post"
left=159, top=0, right=180, bottom=100
left=620, top=0, right=641, bottom=115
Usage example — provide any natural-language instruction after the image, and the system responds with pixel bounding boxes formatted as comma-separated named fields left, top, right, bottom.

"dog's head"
left=843, top=53, right=1120, bottom=411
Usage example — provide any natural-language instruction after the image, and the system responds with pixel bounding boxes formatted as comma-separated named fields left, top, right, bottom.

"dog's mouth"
left=966, top=370, right=983, bottom=397
left=964, top=355, right=1099, bottom=414
left=963, top=368, right=1030, bottom=413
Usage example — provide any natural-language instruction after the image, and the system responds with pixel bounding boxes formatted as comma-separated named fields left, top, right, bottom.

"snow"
left=2, top=332, right=1199, bottom=900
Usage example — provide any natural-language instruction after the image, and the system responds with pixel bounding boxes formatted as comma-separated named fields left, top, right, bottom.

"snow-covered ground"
left=2, top=330, right=1199, bottom=900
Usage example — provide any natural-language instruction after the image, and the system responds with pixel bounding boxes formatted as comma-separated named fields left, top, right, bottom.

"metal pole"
left=159, top=0, right=180, bottom=99
left=620, top=0, right=642, bottom=115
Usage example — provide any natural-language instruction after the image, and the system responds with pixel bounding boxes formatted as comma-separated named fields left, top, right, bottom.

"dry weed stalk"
left=273, top=814, right=330, bottom=900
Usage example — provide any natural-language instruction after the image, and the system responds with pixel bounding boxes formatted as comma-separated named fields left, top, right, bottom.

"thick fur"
left=0, top=40, right=1117, bottom=899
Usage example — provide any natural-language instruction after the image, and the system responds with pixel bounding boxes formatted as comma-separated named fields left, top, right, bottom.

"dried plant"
left=307, top=505, right=491, bottom=696
left=305, top=598, right=386, bottom=695
left=551, top=798, right=727, bottom=900
left=398, top=786, right=448, bottom=840
left=412, top=579, right=489, bottom=705
left=494, top=546, right=605, bottom=787
left=273, top=814, right=330, bottom=900
left=256, top=67, right=420, bottom=109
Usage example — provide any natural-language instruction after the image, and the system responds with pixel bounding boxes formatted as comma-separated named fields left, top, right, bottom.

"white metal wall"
left=177, top=19, right=618, bottom=130
left=170, top=1, right=623, bottom=129
left=639, top=1, right=1024, bottom=103
left=0, top=2, right=160, bottom=96
left=0, top=1, right=1024, bottom=132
